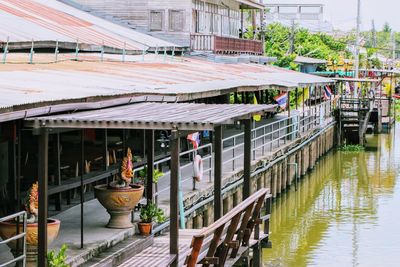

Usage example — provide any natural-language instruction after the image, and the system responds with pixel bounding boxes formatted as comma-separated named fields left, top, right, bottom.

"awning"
left=25, top=102, right=277, bottom=131
left=332, top=78, right=380, bottom=83
left=237, top=0, right=265, bottom=9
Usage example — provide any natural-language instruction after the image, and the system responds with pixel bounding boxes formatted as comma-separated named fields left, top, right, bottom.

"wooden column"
left=80, top=130, right=85, bottom=249
left=38, top=130, right=49, bottom=267
left=295, top=88, right=299, bottom=110
left=214, top=125, right=223, bottom=220
left=170, top=129, right=180, bottom=267
left=55, top=133, right=62, bottom=211
left=146, top=130, right=154, bottom=203
left=287, top=91, right=291, bottom=117
left=243, top=119, right=251, bottom=200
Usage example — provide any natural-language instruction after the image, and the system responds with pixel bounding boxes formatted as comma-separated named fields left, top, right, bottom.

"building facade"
left=62, top=0, right=265, bottom=53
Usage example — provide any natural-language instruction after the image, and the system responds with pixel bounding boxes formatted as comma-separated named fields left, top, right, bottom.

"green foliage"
left=138, top=167, right=164, bottom=184
left=338, top=144, right=365, bottom=152
left=383, top=22, right=392, bottom=33
left=362, top=22, right=399, bottom=60
left=395, top=100, right=400, bottom=121
left=47, top=244, right=69, bottom=267
left=140, top=202, right=166, bottom=224
left=261, top=23, right=349, bottom=69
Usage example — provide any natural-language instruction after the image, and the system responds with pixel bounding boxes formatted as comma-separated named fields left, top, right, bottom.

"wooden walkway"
left=119, top=189, right=271, bottom=267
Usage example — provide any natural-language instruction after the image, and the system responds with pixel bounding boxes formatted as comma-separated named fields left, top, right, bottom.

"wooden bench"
left=120, top=188, right=271, bottom=267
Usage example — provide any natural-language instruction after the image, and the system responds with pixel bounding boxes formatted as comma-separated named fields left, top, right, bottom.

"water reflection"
left=263, top=125, right=399, bottom=267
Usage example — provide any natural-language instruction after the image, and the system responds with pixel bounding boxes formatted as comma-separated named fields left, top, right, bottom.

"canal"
left=263, top=125, right=400, bottom=267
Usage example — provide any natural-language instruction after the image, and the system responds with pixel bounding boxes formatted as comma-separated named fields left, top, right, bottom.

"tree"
left=383, top=22, right=391, bottom=33
left=258, top=23, right=349, bottom=69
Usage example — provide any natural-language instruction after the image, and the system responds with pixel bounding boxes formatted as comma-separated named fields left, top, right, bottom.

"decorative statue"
left=26, top=182, right=39, bottom=224
left=110, top=148, right=134, bottom=188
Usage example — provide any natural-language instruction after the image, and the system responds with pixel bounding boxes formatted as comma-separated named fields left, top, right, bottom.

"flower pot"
left=94, top=183, right=144, bottom=229
left=138, top=222, right=152, bottom=235
left=0, top=218, right=60, bottom=266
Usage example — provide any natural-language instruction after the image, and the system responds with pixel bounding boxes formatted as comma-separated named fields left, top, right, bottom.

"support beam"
left=214, top=125, right=223, bottom=220
left=38, top=130, right=49, bottom=267
left=243, top=119, right=251, bottom=199
left=170, top=129, right=180, bottom=267
left=55, top=133, right=62, bottom=211
left=146, top=130, right=154, bottom=203
left=80, top=130, right=85, bottom=249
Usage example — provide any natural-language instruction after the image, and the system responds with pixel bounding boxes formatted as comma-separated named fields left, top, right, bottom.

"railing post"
left=262, top=126, right=265, bottom=156
left=232, top=137, right=235, bottom=171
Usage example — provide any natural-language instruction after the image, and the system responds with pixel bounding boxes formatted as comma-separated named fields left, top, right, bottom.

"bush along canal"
left=263, top=124, right=400, bottom=266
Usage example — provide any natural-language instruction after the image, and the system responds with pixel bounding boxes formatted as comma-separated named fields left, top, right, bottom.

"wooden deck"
left=119, top=189, right=271, bottom=267
left=118, top=230, right=268, bottom=267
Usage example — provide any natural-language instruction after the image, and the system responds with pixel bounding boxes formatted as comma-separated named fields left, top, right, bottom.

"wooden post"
left=38, top=130, right=49, bottom=267
left=243, top=119, right=251, bottom=200
left=214, top=125, right=223, bottom=220
left=55, top=133, right=62, bottom=211
left=287, top=91, right=291, bottom=117
left=170, top=129, right=180, bottom=267
left=146, top=130, right=154, bottom=203
left=80, top=130, right=84, bottom=249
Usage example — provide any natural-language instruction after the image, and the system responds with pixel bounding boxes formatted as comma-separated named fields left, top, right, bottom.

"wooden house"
left=62, top=0, right=265, bottom=54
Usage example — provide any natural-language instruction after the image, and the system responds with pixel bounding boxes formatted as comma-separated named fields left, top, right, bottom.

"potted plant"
left=138, top=202, right=165, bottom=235
left=0, top=182, right=61, bottom=265
left=94, top=148, right=144, bottom=229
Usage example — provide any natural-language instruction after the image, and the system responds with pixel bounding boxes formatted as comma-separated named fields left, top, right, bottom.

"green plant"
left=139, top=202, right=166, bottom=224
left=138, top=167, right=164, bottom=184
left=47, top=244, right=69, bottom=267
left=338, top=144, right=365, bottom=152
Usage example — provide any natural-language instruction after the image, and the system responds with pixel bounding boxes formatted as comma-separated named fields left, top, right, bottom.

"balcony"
left=190, top=34, right=263, bottom=55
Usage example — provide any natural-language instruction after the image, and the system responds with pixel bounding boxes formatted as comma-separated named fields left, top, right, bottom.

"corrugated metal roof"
left=332, top=77, right=380, bottom=83
left=25, top=102, right=277, bottom=131
left=237, top=0, right=265, bottom=9
left=0, top=0, right=177, bottom=52
left=294, top=56, right=327, bottom=65
left=0, top=53, right=333, bottom=119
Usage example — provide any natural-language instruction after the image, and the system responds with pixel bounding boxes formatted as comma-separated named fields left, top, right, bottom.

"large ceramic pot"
left=94, top=184, right=144, bottom=229
left=0, top=218, right=60, bottom=265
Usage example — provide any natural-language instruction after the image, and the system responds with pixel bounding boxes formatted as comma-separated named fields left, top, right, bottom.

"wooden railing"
left=191, top=34, right=263, bottom=55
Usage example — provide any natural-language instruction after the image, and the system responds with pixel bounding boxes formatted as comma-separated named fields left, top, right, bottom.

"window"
left=169, top=10, right=185, bottom=31
left=150, top=10, right=164, bottom=31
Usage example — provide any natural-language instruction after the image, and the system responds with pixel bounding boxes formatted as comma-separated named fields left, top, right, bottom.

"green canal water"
left=263, top=125, right=400, bottom=267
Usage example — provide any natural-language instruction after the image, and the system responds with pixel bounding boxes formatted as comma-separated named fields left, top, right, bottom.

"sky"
left=267, top=0, right=400, bottom=32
